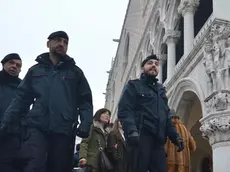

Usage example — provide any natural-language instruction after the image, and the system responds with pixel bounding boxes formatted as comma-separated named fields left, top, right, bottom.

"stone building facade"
left=104, top=0, right=230, bottom=171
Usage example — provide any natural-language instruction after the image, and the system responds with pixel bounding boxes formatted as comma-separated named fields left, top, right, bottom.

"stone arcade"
left=104, top=0, right=230, bottom=171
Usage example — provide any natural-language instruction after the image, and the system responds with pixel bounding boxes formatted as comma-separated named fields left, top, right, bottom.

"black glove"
left=127, top=131, right=139, bottom=147
left=76, top=123, right=90, bottom=138
left=176, top=137, right=184, bottom=152
left=0, top=123, right=8, bottom=143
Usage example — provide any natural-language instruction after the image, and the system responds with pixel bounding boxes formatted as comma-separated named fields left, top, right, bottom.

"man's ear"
left=140, top=67, right=144, bottom=73
left=47, top=41, right=50, bottom=48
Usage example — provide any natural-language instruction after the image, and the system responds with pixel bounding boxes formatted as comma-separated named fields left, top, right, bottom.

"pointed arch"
left=168, top=77, right=206, bottom=116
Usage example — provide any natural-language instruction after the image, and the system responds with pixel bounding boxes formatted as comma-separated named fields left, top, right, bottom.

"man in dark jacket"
left=118, top=54, right=184, bottom=172
left=0, top=53, right=23, bottom=171
left=0, top=31, right=93, bottom=172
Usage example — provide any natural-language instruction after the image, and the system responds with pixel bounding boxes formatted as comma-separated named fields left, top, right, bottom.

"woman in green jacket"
left=79, top=108, right=111, bottom=172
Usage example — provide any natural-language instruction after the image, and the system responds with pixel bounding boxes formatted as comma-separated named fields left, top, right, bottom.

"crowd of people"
left=0, top=30, right=197, bottom=172
left=73, top=108, right=196, bottom=172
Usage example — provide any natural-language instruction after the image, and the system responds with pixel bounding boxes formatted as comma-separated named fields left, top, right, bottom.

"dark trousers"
left=0, top=135, right=23, bottom=172
left=128, top=130, right=167, bottom=172
left=20, top=128, right=72, bottom=172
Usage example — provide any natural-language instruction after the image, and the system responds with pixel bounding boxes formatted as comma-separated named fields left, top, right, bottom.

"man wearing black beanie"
left=118, top=54, right=184, bottom=172
left=0, top=31, right=93, bottom=172
left=0, top=53, right=23, bottom=171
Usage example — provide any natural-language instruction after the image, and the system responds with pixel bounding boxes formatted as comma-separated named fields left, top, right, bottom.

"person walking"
left=118, top=54, right=184, bottom=172
left=0, top=31, right=93, bottom=172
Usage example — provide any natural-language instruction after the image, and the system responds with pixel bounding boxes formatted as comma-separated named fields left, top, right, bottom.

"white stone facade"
left=104, top=0, right=230, bottom=171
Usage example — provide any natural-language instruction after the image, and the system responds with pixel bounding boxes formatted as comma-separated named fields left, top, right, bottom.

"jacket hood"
left=35, top=52, right=75, bottom=65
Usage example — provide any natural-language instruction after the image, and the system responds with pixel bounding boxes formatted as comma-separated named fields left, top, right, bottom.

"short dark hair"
left=141, top=54, right=159, bottom=67
left=93, top=108, right=111, bottom=121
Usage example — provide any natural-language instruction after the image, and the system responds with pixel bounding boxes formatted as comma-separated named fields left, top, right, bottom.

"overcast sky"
left=0, top=0, right=129, bottom=112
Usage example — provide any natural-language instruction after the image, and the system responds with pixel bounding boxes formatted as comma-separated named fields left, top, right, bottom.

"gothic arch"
left=168, top=77, right=206, bottom=116
left=151, top=9, right=161, bottom=39
left=161, top=0, right=171, bottom=21
left=138, top=50, right=144, bottom=61
left=154, top=27, right=166, bottom=53
left=123, top=32, right=130, bottom=64
left=143, top=31, right=153, bottom=56
left=121, top=32, right=130, bottom=81
left=165, top=0, right=181, bottom=30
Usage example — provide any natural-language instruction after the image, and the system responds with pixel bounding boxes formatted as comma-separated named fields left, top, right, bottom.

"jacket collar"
left=0, top=70, right=21, bottom=85
left=35, top=52, right=75, bottom=66
left=140, top=73, right=158, bottom=86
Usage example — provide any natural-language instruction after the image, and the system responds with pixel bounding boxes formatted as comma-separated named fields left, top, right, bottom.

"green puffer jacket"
left=79, top=122, right=109, bottom=172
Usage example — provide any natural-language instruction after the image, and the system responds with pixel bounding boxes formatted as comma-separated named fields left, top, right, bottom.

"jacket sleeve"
left=79, top=137, right=89, bottom=160
left=118, top=81, right=137, bottom=138
left=107, top=132, right=121, bottom=161
left=78, top=71, right=93, bottom=126
left=2, top=69, right=35, bottom=124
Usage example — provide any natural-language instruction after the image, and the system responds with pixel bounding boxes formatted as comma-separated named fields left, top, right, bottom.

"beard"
left=145, top=68, right=158, bottom=77
left=51, top=46, right=66, bottom=57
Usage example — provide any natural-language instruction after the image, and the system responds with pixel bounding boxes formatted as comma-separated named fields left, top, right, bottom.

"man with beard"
left=0, top=53, right=23, bottom=171
left=0, top=31, right=93, bottom=172
left=118, top=54, right=184, bottom=172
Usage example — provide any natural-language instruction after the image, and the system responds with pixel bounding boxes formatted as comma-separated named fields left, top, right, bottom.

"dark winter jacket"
left=118, top=73, right=179, bottom=144
left=0, top=70, right=22, bottom=132
left=1, top=53, right=93, bottom=135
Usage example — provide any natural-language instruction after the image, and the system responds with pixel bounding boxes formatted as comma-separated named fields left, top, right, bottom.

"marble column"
left=200, top=91, right=230, bottom=172
left=178, top=1, right=199, bottom=56
left=163, top=30, right=180, bottom=80
left=158, top=54, right=167, bottom=83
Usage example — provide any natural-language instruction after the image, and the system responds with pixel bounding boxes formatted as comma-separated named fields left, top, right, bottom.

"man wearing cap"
left=0, top=53, right=23, bottom=171
left=0, top=31, right=93, bottom=172
left=165, top=109, right=196, bottom=172
left=118, top=54, right=184, bottom=172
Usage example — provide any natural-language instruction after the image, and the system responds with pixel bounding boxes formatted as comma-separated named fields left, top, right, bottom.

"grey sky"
left=0, top=0, right=128, bottom=112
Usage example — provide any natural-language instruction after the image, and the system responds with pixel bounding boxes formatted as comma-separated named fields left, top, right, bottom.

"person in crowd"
left=107, top=119, right=128, bottom=172
left=165, top=109, right=196, bottom=172
left=118, top=54, right=184, bottom=172
left=0, top=31, right=93, bottom=172
left=0, top=53, right=23, bottom=171
left=79, top=108, right=111, bottom=172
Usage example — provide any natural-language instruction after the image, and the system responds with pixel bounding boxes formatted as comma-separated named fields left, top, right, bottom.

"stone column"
left=158, top=54, right=167, bottom=83
left=163, top=30, right=180, bottom=80
left=178, top=0, right=199, bottom=56
left=200, top=102, right=230, bottom=172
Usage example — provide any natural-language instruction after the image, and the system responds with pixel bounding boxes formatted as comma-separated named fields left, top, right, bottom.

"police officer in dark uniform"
left=0, top=31, right=93, bottom=172
left=0, top=53, right=23, bottom=171
left=118, top=54, right=184, bottom=172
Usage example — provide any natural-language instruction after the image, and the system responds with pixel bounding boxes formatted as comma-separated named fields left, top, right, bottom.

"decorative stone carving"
left=203, top=23, right=230, bottom=94
left=163, top=30, right=181, bottom=44
left=178, top=0, right=200, bottom=16
left=204, top=90, right=230, bottom=114
left=157, top=54, right=167, bottom=62
left=200, top=115, right=230, bottom=145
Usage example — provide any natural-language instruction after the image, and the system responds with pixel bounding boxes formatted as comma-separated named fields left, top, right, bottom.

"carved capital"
left=163, top=30, right=181, bottom=44
left=200, top=114, right=230, bottom=147
left=178, top=0, right=199, bottom=16
left=157, top=54, right=167, bottom=63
